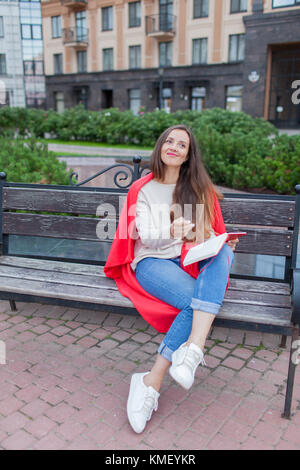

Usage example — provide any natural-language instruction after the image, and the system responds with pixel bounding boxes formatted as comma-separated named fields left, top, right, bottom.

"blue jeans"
left=135, top=244, right=234, bottom=362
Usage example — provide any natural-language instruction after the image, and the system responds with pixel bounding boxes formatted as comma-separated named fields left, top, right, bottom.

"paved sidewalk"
left=0, top=300, right=299, bottom=450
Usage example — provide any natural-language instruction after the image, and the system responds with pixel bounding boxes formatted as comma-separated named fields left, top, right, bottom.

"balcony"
left=145, top=14, right=176, bottom=39
left=61, top=0, right=87, bottom=9
left=63, top=28, right=89, bottom=49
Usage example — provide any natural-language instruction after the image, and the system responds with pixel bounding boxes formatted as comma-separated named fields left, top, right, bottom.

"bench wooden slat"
left=2, top=187, right=125, bottom=215
left=3, top=213, right=115, bottom=241
left=0, top=256, right=291, bottom=294
left=0, top=263, right=291, bottom=308
left=220, top=198, right=296, bottom=227
left=0, top=256, right=104, bottom=276
left=3, top=188, right=296, bottom=228
left=0, top=274, right=292, bottom=327
left=2, top=214, right=294, bottom=255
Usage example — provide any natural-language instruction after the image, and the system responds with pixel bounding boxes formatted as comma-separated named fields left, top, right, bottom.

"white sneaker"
left=127, top=372, right=160, bottom=434
left=169, top=343, right=206, bottom=390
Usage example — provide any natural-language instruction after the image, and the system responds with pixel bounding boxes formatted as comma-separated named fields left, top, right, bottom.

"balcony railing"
left=145, top=14, right=176, bottom=38
left=63, top=27, right=89, bottom=47
left=61, top=0, right=87, bottom=8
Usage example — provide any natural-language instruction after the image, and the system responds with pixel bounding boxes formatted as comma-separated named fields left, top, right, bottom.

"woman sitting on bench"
left=104, top=124, right=239, bottom=433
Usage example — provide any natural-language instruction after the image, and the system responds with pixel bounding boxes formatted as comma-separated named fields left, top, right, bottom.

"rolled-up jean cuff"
left=190, top=297, right=220, bottom=315
left=157, top=341, right=173, bottom=362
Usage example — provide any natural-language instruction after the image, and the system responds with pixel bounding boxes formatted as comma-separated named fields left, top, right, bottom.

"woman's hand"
left=170, top=217, right=195, bottom=240
left=227, top=238, right=239, bottom=251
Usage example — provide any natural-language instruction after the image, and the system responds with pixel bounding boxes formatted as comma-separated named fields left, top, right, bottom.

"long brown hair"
left=150, top=124, right=223, bottom=242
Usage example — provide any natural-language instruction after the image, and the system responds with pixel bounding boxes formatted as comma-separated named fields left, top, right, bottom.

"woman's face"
left=160, top=129, right=190, bottom=169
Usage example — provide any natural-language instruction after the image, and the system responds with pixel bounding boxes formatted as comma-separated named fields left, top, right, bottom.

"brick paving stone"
left=1, top=411, right=31, bottom=433
left=0, top=304, right=300, bottom=450
left=1, top=430, right=37, bottom=450
left=32, top=432, right=67, bottom=450
left=24, top=415, right=58, bottom=439
left=232, top=347, right=254, bottom=360
left=0, top=396, right=24, bottom=416
left=207, top=433, right=241, bottom=450
left=222, top=356, right=246, bottom=370
left=21, top=398, right=52, bottom=419
left=251, top=420, right=283, bottom=446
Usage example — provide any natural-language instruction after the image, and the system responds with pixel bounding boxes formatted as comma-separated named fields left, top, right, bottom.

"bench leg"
left=282, top=325, right=299, bottom=419
left=9, top=300, right=17, bottom=312
left=280, top=335, right=287, bottom=348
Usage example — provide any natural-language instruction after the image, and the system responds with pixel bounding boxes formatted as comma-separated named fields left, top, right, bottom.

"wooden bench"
left=0, top=157, right=299, bottom=419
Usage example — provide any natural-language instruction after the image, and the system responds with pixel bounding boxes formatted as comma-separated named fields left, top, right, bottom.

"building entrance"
left=268, top=44, right=300, bottom=128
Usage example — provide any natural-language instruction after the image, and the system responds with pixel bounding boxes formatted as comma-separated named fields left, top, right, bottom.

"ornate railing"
left=145, top=14, right=176, bottom=35
left=69, top=156, right=151, bottom=189
left=63, top=27, right=89, bottom=45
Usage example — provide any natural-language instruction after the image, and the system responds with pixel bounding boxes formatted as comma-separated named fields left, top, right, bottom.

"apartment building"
left=0, top=0, right=46, bottom=109
left=42, top=0, right=300, bottom=128
left=0, top=0, right=25, bottom=107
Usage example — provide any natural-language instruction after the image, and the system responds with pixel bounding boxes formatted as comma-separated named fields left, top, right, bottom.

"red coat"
left=104, top=172, right=226, bottom=333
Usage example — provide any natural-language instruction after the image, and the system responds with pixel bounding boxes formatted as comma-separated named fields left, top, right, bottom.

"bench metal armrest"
left=292, top=268, right=300, bottom=324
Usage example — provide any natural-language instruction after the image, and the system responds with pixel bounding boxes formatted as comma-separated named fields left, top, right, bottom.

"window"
left=160, top=87, right=172, bottom=113
left=225, top=85, right=243, bottom=112
left=21, top=24, right=42, bottom=39
left=193, top=0, right=209, bottom=18
left=75, top=11, right=86, bottom=41
left=129, top=1, right=141, bottom=27
left=103, top=48, right=113, bottom=71
left=230, top=0, right=247, bottom=13
left=159, top=41, right=172, bottom=67
left=54, top=91, right=64, bottom=113
left=53, top=54, right=63, bottom=75
left=74, top=87, right=88, bottom=109
left=77, top=50, right=87, bottom=73
left=128, top=88, right=141, bottom=115
left=192, top=38, right=208, bottom=64
left=228, top=34, right=245, bottom=62
left=191, top=87, right=206, bottom=111
left=102, top=6, right=113, bottom=31
left=51, top=16, right=61, bottom=38
left=273, top=0, right=300, bottom=7
left=24, top=60, right=44, bottom=75
left=0, top=54, right=6, bottom=75
left=129, top=45, right=141, bottom=69
left=0, top=17, right=4, bottom=38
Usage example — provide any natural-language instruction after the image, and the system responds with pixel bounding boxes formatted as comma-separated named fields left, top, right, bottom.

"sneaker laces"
left=184, top=346, right=206, bottom=370
left=142, top=388, right=159, bottom=421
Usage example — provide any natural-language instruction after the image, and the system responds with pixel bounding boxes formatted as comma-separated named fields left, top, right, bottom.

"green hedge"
left=0, top=136, right=71, bottom=185
left=0, top=105, right=299, bottom=194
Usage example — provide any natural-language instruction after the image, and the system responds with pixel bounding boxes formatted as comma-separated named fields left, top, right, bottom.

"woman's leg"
left=162, top=244, right=234, bottom=356
left=137, top=245, right=234, bottom=390
left=168, top=244, right=234, bottom=389
left=135, top=257, right=196, bottom=391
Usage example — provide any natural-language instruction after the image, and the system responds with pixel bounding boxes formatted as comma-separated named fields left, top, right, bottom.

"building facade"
left=42, top=0, right=300, bottom=128
left=0, top=0, right=46, bottom=109
left=0, top=0, right=25, bottom=107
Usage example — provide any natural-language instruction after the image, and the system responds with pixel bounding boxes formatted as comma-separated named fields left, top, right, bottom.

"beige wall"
left=41, top=0, right=300, bottom=75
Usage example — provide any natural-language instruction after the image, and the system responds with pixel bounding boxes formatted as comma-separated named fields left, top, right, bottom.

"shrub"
left=0, top=105, right=298, bottom=194
left=0, top=136, right=71, bottom=185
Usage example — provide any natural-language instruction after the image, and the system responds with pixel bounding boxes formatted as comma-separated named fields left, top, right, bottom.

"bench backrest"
left=0, top=163, right=299, bottom=283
